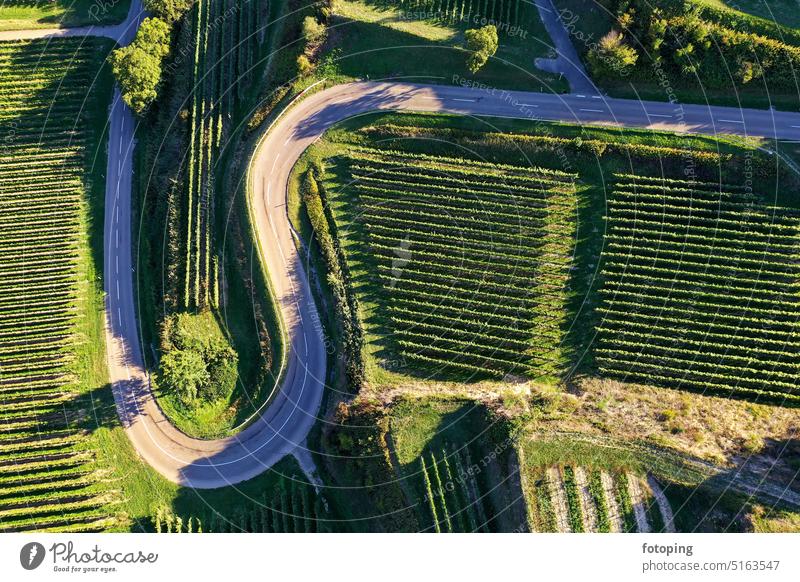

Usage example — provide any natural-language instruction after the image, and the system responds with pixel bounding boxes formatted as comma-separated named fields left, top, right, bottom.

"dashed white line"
left=452, top=98, right=476, bottom=102
left=580, top=108, right=604, bottom=113
left=648, top=113, right=673, bottom=118
left=519, top=103, right=539, bottom=108
left=576, top=94, right=587, bottom=98
left=718, top=118, right=744, bottom=124
left=591, top=95, right=602, bottom=99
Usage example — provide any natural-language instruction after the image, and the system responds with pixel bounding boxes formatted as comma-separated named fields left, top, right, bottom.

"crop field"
left=597, top=174, right=800, bottom=403
left=153, top=474, right=326, bottom=532
left=386, top=399, right=527, bottom=532
left=333, top=147, right=577, bottom=380
left=525, top=465, right=671, bottom=533
left=180, top=0, right=267, bottom=309
left=0, top=37, right=116, bottom=532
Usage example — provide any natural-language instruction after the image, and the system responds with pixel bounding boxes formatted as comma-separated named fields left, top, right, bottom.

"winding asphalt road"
left=7, top=7, right=800, bottom=487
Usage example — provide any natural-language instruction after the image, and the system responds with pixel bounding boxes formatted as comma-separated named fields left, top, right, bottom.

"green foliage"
left=158, top=313, right=239, bottom=405
left=587, top=30, right=638, bottom=78
left=561, top=466, right=585, bottom=532
left=464, top=25, right=498, bottom=73
left=337, top=146, right=575, bottom=380
left=109, top=17, right=171, bottom=113
left=588, top=470, right=611, bottom=532
left=159, top=348, right=210, bottom=402
left=144, top=0, right=195, bottom=22
left=302, top=15, right=326, bottom=44
left=302, top=167, right=366, bottom=390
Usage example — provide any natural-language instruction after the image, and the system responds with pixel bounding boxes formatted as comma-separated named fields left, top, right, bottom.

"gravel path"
left=601, top=471, right=624, bottom=533
left=547, top=467, right=572, bottom=533
left=627, top=474, right=651, bottom=533
left=574, top=467, right=598, bottom=532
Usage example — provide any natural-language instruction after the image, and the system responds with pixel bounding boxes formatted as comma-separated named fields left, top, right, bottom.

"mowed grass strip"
left=597, top=173, right=800, bottom=403
left=0, top=37, right=117, bottom=532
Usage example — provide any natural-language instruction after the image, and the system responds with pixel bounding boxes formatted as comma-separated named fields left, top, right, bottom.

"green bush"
left=159, top=348, right=209, bottom=403
left=302, top=15, right=326, bottom=45
left=464, top=25, right=498, bottom=73
left=158, top=313, right=239, bottom=405
left=302, top=167, right=365, bottom=390
left=588, top=30, right=638, bottom=78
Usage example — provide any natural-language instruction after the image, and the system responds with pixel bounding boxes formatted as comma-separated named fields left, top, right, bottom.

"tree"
left=159, top=348, right=209, bottom=403
left=587, top=30, right=639, bottom=78
left=144, top=0, right=195, bottom=23
left=108, top=17, right=171, bottom=114
left=464, top=25, right=498, bottom=74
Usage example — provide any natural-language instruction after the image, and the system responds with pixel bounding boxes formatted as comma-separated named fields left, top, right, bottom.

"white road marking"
left=791, top=125, right=800, bottom=129
left=580, top=108, right=604, bottom=113
left=452, top=98, right=476, bottom=102
left=591, top=95, right=602, bottom=99
left=576, top=94, right=587, bottom=98
left=718, top=118, right=744, bottom=124
left=520, top=103, right=539, bottom=108
left=648, top=113, right=673, bottom=118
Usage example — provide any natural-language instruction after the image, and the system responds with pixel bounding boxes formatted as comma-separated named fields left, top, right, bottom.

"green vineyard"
left=526, top=466, right=671, bottom=533
left=0, top=38, right=117, bottom=532
left=153, top=475, right=326, bottom=532
left=418, top=445, right=490, bottom=532
left=597, top=174, right=800, bottom=402
left=337, top=147, right=577, bottom=380
left=377, top=0, right=531, bottom=27
left=181, top=0, right=268, bottom=309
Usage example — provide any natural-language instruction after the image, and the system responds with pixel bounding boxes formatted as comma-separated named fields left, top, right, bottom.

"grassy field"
left=696, top=0, right=800, bottom=31
left=318, top=0, right=569, bottom=92
left=0, top=0, right=130, bottom=30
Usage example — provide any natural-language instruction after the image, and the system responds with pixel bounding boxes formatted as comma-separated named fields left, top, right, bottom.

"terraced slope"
left=337, top=147, right=577, bottom=380
left=597, top=174, right=800, bottom=403
left=0, top=37, right=117, bottom=532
